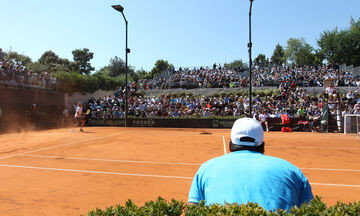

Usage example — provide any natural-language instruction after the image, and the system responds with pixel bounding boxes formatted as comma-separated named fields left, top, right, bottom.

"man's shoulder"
left=200, top=151, right=263, bottom=169
left=260, top=153, right=297, bottom=166
left=200, top=154, right=227, bottom=167
left=199, top=151, right=300, bottom=170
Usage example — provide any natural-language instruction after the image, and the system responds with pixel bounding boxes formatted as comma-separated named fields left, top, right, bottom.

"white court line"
left=19, top=154, right=360, bottom=172
left=22, top=154, right=202, bottom=166
left=0, top=164, right=193, bottom=180
left=223, top=136, right=227, bottom=155
left=0, top=133, right=118, bottom=160
left=300, top=168, right=360, bottom=172
left=0, top=163, right=359, bottom=187
left=266, top=146, right=360, bottom=150
left=311, top=183, right=360, bottom=188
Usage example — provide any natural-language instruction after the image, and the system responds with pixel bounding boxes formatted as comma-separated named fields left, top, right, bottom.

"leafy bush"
left=87, top=196, right=360, bottom=216
left=55, top=71, right=125, bottom=94
left=87, top=197, right=185, bottom=216
left=210, top=92, right=220, bottom=98
left=135, top=90, right=146, bottom=97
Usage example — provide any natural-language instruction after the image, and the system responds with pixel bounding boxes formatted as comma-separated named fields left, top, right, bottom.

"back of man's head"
left=230, top=118, right=265, bottom=153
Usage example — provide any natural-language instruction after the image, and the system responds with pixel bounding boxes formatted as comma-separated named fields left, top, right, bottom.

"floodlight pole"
left=112, top=5, right=130, bottom=127
left=248, top=0, right=254, bottom=117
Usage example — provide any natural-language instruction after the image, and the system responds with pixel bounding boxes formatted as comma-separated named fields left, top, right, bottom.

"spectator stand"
left=0, top=59, right=56, bottom=91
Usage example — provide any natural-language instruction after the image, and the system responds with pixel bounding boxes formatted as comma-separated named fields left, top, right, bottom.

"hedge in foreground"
left=87, top=196, right=360, bottom=216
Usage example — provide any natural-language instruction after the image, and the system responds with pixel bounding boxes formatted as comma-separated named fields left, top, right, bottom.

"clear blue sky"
left=1, top=0, right=359, bottom=72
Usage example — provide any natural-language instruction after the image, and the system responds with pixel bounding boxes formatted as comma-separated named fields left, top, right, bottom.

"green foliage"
left=87, top=196, right=360, bottom=216
left=4, top=51, right=32, bottom=66
left=318, top=17, right=360, bottom=66
left=186, top=201, right=270, bottom=216
left=101, top=56, right=136, bottom=78
left=271, top=44, right=286, bottom=65
left=54, top=71, right=124, bottom=94
left=151, top=60, right=173, bottom=78
left=108, top=56, right=126, bottom=77
left=254, top=54, right=269, bottom=66
left=295, top=44, right=316, bottom=66
left=27, top=62, right=48, bottom=74
left=285, top=38, right=316, bottom=65
left=96, top=66, right=112, bottom=77
left=147, top=89, right=281, bottom=101
left=210, top=92, right=220, bottom=98
left=134, top=68, right=152, bottom=81
left=224, top=59, right=247, bottom=71
left=94, top=73, right=126, bottom=91
left=30, top=50, right=72, bottom=73
left=87, top=197, right=185, bottom=216
left=72, top=48, right=95, bottom=74
left=135, top=90, right=146, bottom=97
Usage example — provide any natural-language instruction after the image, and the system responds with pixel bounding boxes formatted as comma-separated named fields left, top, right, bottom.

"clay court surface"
left=0, top=127, right=359, bottom=215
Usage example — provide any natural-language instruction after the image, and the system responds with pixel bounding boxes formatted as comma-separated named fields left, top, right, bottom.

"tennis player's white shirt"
left=259, top=113, right=268, bottom=122
left=75, top=106, right=82, bottom=118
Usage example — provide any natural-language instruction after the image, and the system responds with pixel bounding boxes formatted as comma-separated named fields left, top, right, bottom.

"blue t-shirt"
left=188, top=151, right=313, bottom=211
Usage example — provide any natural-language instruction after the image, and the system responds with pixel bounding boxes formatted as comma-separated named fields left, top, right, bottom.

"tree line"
left=226, top=17, right=360, bottom=69
left=1, top=17, right=359, bottom=93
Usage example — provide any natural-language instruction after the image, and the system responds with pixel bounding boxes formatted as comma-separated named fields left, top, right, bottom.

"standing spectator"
left=0, top=48, right=5, bottom=61
left=188, top=118, right=313, bottom=210
left=51, top=76, right=57, bottom=90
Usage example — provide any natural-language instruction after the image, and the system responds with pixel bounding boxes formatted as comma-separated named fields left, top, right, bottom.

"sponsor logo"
left=212, top=120, right=235, bottom=128
left=132, top=119, right=156, bottom=127
left=87, top=119, right=125, bottom=126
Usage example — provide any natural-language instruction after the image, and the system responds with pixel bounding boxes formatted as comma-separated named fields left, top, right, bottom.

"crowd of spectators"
left=126, top=64, right=360, bottom=92
left=168, top=64, right=242, bottom=89
left=128, top=64, right=244, bottom=91
left=251, top=64, right=360, bottom=87
left=0, top=58, right=56, bottom=90
left=81, top=83, right=360, bottom=128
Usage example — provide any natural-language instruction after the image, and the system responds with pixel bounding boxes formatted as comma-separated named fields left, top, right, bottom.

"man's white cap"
left=231, top=118, right=264, bottom=146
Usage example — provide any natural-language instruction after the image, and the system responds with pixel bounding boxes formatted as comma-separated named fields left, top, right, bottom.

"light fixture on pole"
left=112, top=4, right=130, bottom=127
left=248, top=0, right=254, bottom=117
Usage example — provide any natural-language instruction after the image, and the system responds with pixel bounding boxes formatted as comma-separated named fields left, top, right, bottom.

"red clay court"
left=0, top=127, right=359, bottom=215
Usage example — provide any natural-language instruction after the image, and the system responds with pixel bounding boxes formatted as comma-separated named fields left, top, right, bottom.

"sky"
left=1, top=0, right=359, bottom=72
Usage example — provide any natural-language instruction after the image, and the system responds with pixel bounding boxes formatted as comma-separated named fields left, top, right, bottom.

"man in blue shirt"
left=188, top=118, right=313, bottom=211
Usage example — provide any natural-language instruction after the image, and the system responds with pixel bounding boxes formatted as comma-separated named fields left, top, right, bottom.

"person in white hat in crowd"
left=188, top=117, right=313, bottom=211
left=353, top=101, right=360, bottom=114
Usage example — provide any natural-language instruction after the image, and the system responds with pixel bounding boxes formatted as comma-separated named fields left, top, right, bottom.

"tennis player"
left=72, top=102, right=85, bottom=132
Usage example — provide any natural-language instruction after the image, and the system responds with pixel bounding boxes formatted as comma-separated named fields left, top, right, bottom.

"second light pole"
left=112, top=4, right=130, bottom=127
left=248, top=0, right=254, bottom=117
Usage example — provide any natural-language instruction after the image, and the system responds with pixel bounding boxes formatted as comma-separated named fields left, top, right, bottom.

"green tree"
left=150, top=59, right=172, bottom=77
left=96, top=56, right=135, bottom=78
left=318, top=17, right=360, bottom=66
left=224, top=59, right=247, bottom=71
left=4, top=51, right=32, bottom=66
left=38, top=50, right=60, bottom=66
left=108, top=56, right=126, bottom=77
left=134, top=68, right=152, bottom=81
left=253, top=54, right=269, bottom=66
left=96, top=66, right=111, bottom=76
left=286, top=38, right=316, bottom=65
left=295, top=43, right=316, bottom=65
left=72, top=48, right=95, bottom=74
left=33, top=50, right=72, bottom=72
left=270, top=44, right=286, bottom=65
